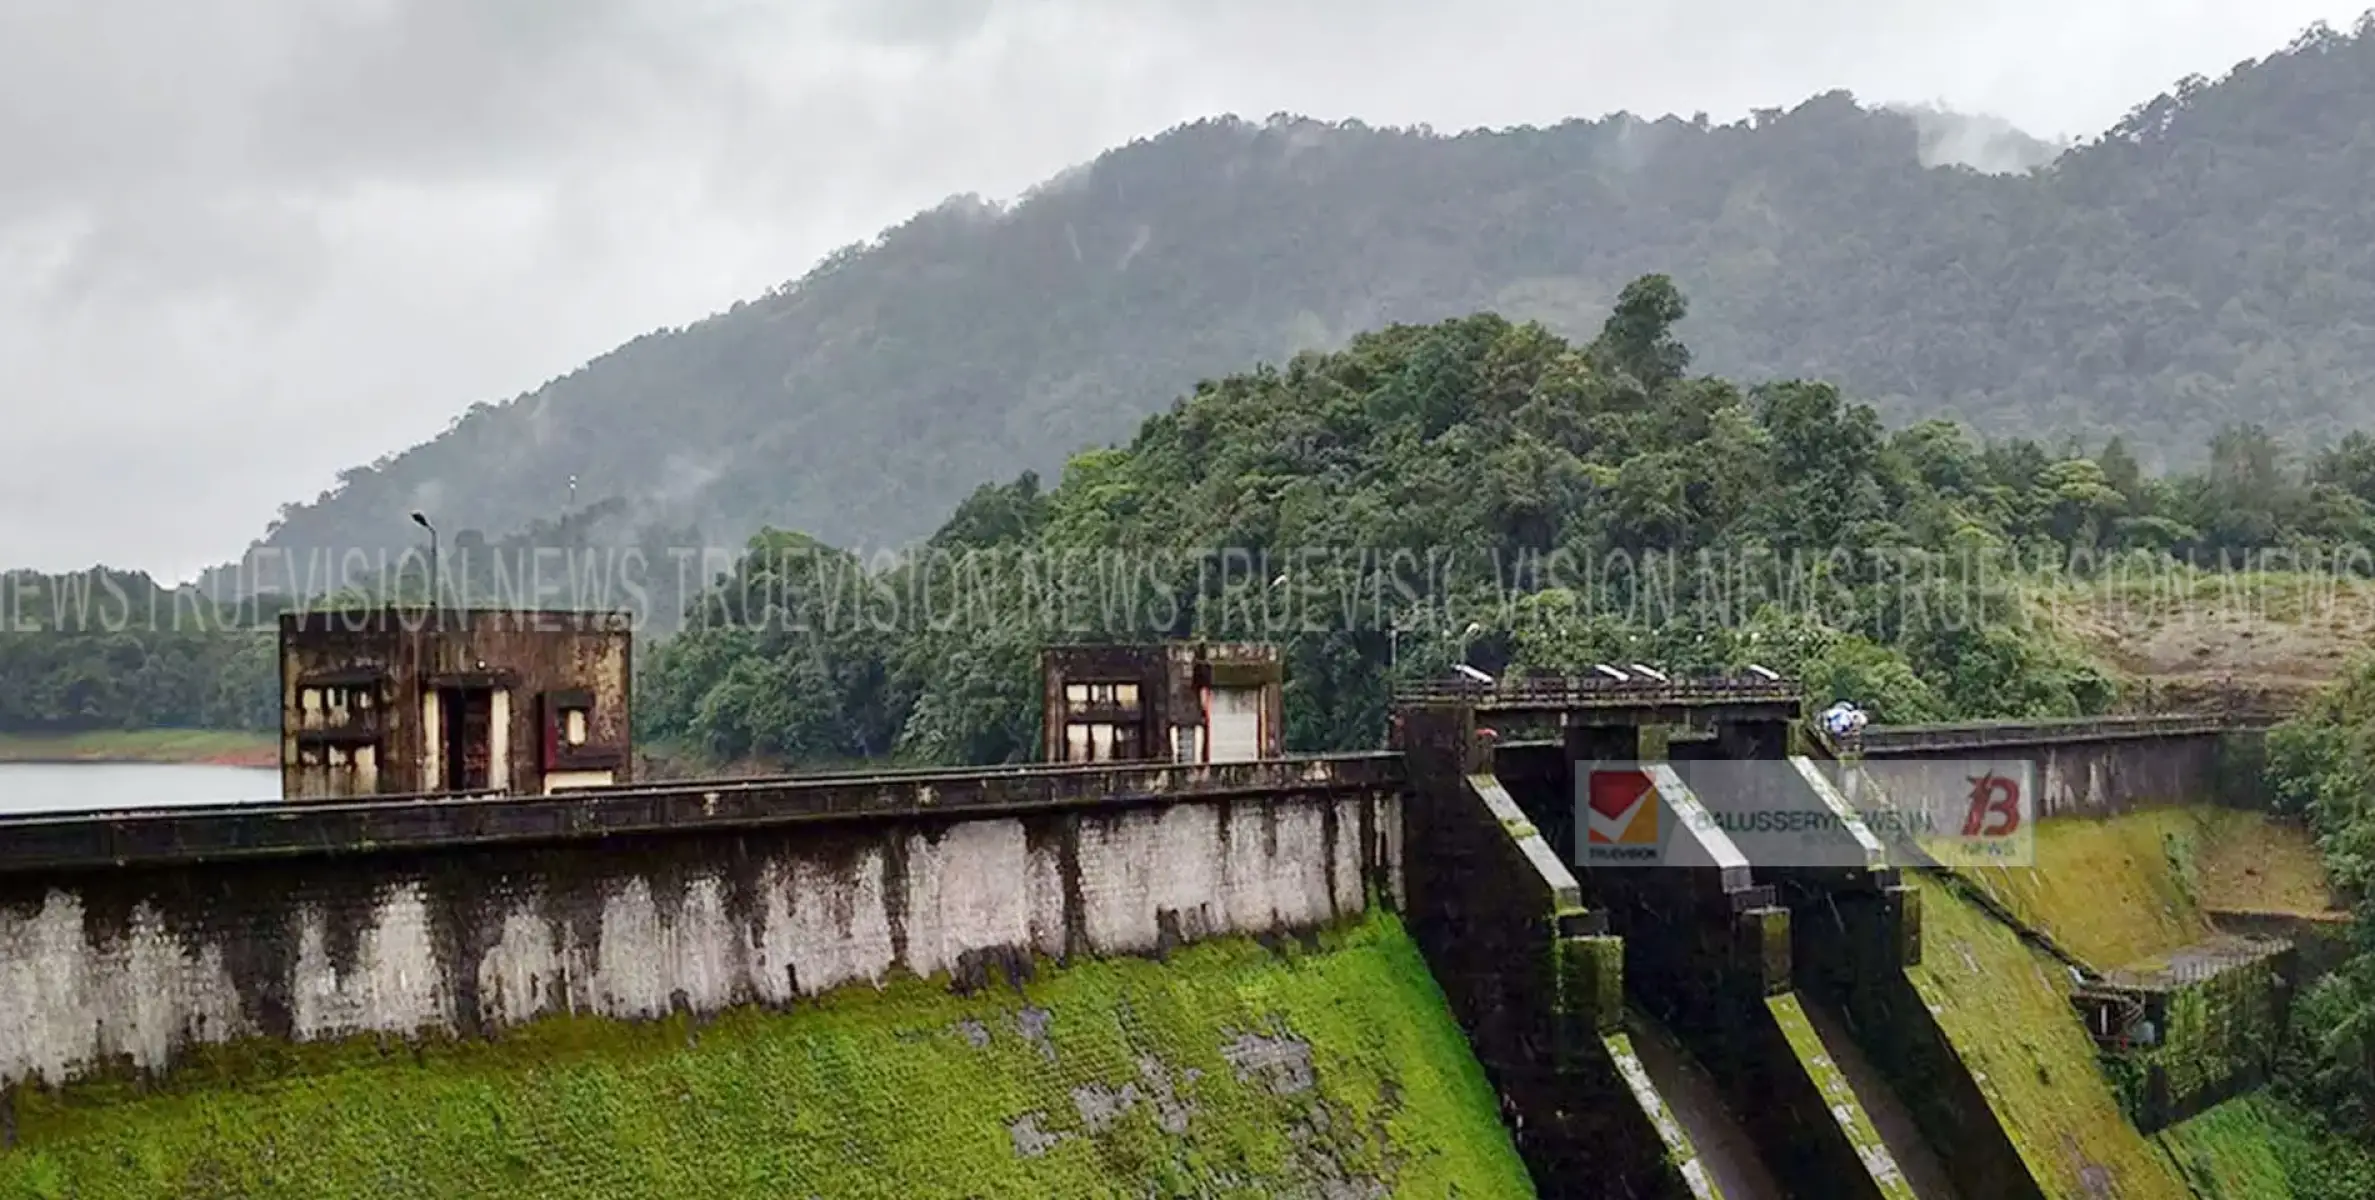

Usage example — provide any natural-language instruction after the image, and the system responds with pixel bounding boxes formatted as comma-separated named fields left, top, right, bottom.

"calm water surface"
left=0, top=762, right=280, bottom=815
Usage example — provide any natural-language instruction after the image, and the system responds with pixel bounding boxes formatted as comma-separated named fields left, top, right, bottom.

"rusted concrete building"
left=1041, top=642, right=1285, bottom=764
left=279, top=607, right=634, bottom=799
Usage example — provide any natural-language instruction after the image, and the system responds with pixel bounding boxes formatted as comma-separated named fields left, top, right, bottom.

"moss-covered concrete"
left=1959, top=809, right=2215, bottom=970
left=1763, top=995, right=1917, bottom=1199
left=2189, top=809, right=2338, bottom=920
left=2109, top=948, right=2290, bottom=1131
left=0, top=911, right=1533, bottom=1200
left=1601, top=1033, right=1720, bottom=1198
left=1910, top=875, right=2193, bottom=1199
left=1903, top=817, right=2375, bottom=1200
left=1958, top=806, right=2334, bottom=973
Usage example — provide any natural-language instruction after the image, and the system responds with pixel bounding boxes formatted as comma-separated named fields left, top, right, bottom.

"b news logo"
left=1962, top=771, right=2023, bottom=838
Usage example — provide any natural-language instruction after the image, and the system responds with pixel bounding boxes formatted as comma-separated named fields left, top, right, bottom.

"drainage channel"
left=1624, top=1007, right=1788, bottom=1200
left=1796, top=995, right=1963, bottom=1200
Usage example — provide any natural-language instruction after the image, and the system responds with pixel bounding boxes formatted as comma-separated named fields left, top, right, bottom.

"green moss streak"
left=1764, top=995, right=1918, bottom=1200
left=0, top=912, right=1535, bottom=1200
left=1600, top=1034, right=1713, bottom=1192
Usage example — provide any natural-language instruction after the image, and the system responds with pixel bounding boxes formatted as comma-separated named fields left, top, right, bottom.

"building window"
left=1062, top=680, right=1142, bottom=717
left=300, top=683, right=379, bottom=725
left=542, top=690, right=598, bottom=763
left=1062, top=720, right=1143, bottom=762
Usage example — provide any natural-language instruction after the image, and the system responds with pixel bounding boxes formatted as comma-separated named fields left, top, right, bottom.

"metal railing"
left=1394, top=674, right=1804, bottom=709
left=1857, top=714, right=2234, bottom=754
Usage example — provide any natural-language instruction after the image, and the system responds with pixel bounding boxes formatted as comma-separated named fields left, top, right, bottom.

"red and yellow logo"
left=1587, top=769, right=1658, bottom=845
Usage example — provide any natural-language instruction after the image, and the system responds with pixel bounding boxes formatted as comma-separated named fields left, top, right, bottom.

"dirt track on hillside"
left=2046, top=584, right=2375, bottom=718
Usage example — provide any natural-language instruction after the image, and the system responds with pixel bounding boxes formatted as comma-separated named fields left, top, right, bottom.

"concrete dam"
left=0, top=613, right=2323, bottom=1198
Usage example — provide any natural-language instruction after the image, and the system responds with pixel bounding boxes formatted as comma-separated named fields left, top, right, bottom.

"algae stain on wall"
left=0, top=912, right=1533, bottom=1200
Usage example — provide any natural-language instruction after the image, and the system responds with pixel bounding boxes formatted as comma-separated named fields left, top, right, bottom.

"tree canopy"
left=641, top=277, right=2375, bottom=765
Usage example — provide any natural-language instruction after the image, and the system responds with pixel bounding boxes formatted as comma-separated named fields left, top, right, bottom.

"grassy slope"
left=2154, top=1090, right=2375, bottom=1200
left=1957, top=807, right=2334, bottom=971
left=0, top=730, right=275, bottom=768
left=0, top=912, right=1533, bottom=1200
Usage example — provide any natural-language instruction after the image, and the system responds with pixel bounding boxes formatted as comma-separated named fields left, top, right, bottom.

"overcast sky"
left=2, top=0, right=2365, bottom=582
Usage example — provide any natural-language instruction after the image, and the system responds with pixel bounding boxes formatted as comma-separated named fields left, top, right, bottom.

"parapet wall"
left=0, top=759, right=1400, bottom=1096
left=1859, top=718, right=2238, bottom=819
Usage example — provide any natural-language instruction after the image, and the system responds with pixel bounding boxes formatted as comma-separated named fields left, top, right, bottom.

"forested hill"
left=242, top=15, right=2375, bottom=572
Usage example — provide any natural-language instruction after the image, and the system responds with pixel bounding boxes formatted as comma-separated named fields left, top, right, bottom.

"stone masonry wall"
left=0, top=790, right=1397, bottom=1095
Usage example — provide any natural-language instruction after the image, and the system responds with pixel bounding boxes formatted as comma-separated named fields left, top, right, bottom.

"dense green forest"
left=0, top=570, right=277, bottom=732
left=20, top=274, right=2375, bottom=743
left=227, top=14, right=2375, bottom=581
left=2257, top=661, right=2375, bottom=1192
left=636, top=277, right=2375, bottom=765
left=19, top=275, right=2375, bottom=752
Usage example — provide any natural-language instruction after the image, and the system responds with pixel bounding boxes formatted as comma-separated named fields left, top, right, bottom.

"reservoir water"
left=0, top=762, right=280, bottom=816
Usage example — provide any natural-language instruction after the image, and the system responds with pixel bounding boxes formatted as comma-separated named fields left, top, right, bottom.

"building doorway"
left=441, top=686, right=495, bottom=791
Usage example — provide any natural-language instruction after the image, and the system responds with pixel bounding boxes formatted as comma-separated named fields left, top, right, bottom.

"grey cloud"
left=40, top=194, right=332, bottom=316
left=1, top=0, right=2365, bottom=578
left=826, top=0, right=999, bottom=47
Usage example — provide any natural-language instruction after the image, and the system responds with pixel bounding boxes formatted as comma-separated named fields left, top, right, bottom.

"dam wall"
left=1858, top=717, right=2249, bottom=819
left=0, top=757, right=1402, bottom=1096
left=1398, top=705, right=1714, bottom=1200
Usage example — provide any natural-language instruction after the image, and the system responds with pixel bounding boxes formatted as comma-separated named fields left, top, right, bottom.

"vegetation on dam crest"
left=0, top=911, right=1531, bottom=1200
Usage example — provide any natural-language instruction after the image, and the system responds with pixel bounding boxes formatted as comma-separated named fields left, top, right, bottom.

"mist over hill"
left=233, top=15, right=2375, bottom=585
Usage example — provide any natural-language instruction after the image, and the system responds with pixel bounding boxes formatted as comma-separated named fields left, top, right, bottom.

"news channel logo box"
left=1575, top=758, right=2036, bottom=869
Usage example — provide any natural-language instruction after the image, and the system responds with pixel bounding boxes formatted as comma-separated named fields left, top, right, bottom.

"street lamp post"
left=410, top=512, right=439, bottom=616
